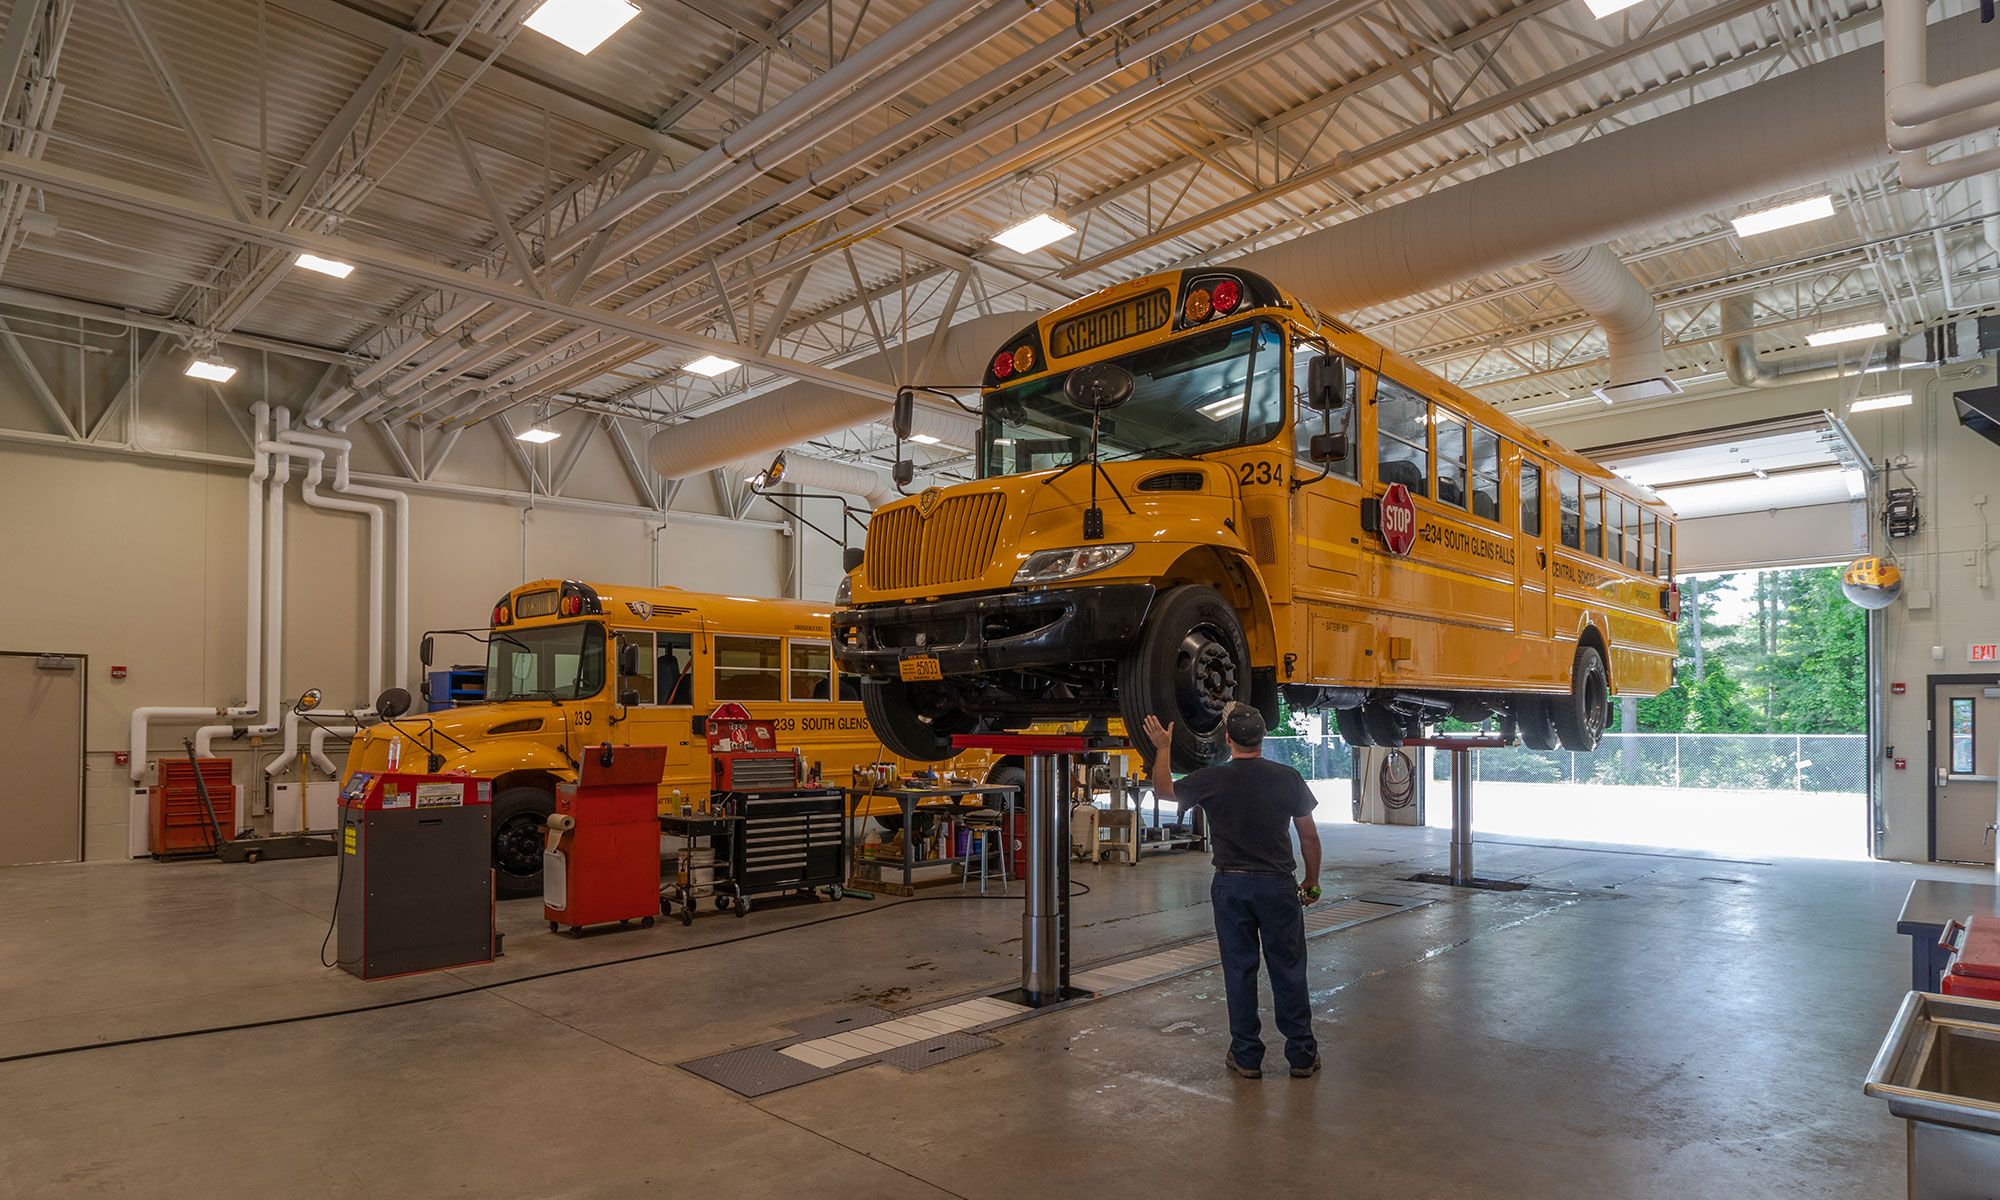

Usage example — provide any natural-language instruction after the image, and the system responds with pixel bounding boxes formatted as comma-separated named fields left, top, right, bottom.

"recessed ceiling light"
left=294, top=252, right=355, bottom=279
left=991, top=213, right=1076, bottom=255
left=1850, top=392, right=1914, bottom=413
left=1583, top=0, right=1646, bottom=17
left=184, top=354, right=235, bottom=383
left=683, top=354, right=739, bottom=377
left=523, top=0, right=639, bottom=54
left=1730, top=195, right=1836, bottom=238
left=1806, top=322, right=1888, bottom=347
left=515, top=426, right=561, bottom=444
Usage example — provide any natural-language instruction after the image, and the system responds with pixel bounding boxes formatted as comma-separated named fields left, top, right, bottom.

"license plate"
left=898, top=655, right=942, bottom=682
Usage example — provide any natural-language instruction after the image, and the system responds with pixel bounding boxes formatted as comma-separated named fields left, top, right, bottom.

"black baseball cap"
left=1222, top=702, right=1265, bottom=747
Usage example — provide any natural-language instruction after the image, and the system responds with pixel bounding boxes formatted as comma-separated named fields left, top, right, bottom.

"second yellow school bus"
left=833, top=266, right=1678, bottom=770
left=341, top=580, right=999, bottom=896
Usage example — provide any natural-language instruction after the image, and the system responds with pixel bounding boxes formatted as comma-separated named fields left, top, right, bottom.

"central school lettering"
left=1416, top=521, right=1515, bottom=565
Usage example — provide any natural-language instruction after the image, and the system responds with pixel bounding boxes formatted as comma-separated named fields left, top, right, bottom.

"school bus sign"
left=1380, top=483, right=1417, bottom=556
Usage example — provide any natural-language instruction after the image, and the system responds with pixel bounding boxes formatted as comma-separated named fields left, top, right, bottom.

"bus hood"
left=340, top=701, right=579, bottom=785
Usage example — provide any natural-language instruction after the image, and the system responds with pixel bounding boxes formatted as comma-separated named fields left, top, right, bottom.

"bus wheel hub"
left=1177, top=633, right=1238, bottom=720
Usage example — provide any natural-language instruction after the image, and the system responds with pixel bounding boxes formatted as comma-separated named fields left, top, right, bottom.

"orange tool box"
left=544, top=745, right=668, bottom=936
left=148, top=757, right=235, bottom=858
left=1940, top=917, right=2000, bottom=1001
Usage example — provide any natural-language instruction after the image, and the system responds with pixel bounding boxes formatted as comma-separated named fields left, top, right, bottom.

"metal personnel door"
left=1932, top=678, right=1999, bottom=865
left=0, top=652, right=85, bottom=865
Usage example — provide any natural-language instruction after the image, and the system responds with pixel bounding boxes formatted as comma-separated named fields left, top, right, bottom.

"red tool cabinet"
left=148, top=757, right=235, bottom=857
left=543, top=745, right=668, bottom=935
left=1940, top=917, right=2000, bottom=1001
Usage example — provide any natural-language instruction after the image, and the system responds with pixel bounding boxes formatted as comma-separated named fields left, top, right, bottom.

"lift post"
left=954, top=732, right=1112, bottom=1007
left=1401, top=736, right=1526, bottom=891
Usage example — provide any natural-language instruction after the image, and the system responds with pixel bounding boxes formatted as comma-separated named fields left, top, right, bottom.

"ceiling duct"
left=1953, top=374, right=2000, bottom=449
left=1535, top=244, right=1678, bottom=403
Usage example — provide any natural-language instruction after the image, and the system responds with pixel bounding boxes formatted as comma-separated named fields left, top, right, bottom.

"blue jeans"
left=1210, top=871, right=1316, bottom=1071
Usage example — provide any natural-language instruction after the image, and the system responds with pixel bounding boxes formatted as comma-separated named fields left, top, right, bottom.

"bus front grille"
left=867, top=493, right=1007, bottom=591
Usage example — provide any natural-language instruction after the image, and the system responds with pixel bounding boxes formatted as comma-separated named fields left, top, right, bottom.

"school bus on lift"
left=340, top=580, right=1001, bottom=898
left=832, top=265, right=1679, bottom=771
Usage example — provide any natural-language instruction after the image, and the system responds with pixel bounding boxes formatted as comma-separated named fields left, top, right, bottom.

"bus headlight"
left=1013, top=543, right=1134, bottom=585
left=834, top=574, right=852, bottom=605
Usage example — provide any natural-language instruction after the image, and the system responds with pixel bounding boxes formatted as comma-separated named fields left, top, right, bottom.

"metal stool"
left=962, top=817, right=1008, bottom=894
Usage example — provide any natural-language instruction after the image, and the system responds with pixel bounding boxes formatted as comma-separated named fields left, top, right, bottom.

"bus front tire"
left=860, top=679, right=971, bottom=762
left=492, top=786, right=554, bottom=900
left=1117, top=584, right=1252, bottom=773
left=1515, top=698, right=1562, bottom=751
left=1553, top=645, right=1610, bottom=752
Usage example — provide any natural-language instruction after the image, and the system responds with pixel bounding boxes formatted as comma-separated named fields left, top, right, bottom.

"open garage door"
left=1584, top=413, right=1871, bottom=572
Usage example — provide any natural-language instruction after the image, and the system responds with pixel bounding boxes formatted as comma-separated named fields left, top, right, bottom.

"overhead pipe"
left=1535, top=244, right=1676, bottom=401
left=1721, top=295, right=1864, bottom=388
left=647, top=312, right=1013, bottom=481
left=1883, top=0, right=2000, bottom=129
left=307, top=0, right=1040, bottom=424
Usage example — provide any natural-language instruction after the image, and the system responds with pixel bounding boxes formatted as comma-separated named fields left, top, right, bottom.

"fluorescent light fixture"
left=1731, top=195, right=1835, bottom=238
left=1850, top=392, right=1914, bottom=413
left=1198, top=396, right=1245, bottom=420
left=523, top=0, right=639, bottom=54
left=184, top=354, right=236, bottom=383
left=1806, top=322, right=1888, bottom=347
left=293, top=252, right=355, bottom=279
left=683, top=354, right=739, bottom=377
left=515, top=426, right=561, bottom=444
left=992, top=437, right=1015, bottom=445
left=991, top=213, right=1076, bottom=255
left=1583, top=0, right=1646, bottom=17
left=907, top=433, right=966, bottom=450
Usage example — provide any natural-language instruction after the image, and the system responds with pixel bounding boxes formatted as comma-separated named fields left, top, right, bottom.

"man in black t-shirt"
left=1143, top=704, right=1322, bottom=1080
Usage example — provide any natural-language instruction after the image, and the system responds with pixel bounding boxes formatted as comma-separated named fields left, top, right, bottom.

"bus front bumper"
left=834, top=584, right=1156, bottom=679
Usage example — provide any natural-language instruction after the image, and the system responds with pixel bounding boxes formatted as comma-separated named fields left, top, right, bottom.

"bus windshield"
left=485, top=623, right=606, bottom=702
left=981, top=320, right=1285, bottom=477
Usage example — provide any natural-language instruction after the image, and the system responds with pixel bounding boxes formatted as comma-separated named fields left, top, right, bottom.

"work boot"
left=1289, top=1057, right=1322, bottom=1079
left=1224, top=1053, right=1262, bottom=1080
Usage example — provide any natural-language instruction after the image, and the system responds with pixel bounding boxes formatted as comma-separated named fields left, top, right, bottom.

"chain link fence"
left=1262, top=733, right=1865, bottom=794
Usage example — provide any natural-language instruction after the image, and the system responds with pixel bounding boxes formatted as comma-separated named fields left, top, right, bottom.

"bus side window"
left=1623, top=502, right=1642, bottom=571
left=1583, top=487, right=1603, bottom=557
left=1661, top=519, right=1674, bottom=579
left=1434, top=409, right=1468, bottom=509
left=1558, top=470, right=1581, bottom=550
left=790, top=640, right=833, bottom=701
left=1375, top=379, right=1430, bottom=495
left=1642, top=513, right=1657, bottom=575
left=618, top=631, right=656, bottom=702
left=1520, top=461, right=1543, bottom=537
left=714, top=635, right=782, bottom=702
left=1605, top=495, right=1624, bottom=565
left=1470, top=424, right=1500, bottom=521
left=658, top=632, right=693, bottom=706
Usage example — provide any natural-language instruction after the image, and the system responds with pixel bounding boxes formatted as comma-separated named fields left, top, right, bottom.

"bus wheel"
left=1516, top=698, right=1562, bottom=751
left=1553, top=645, right=1610, bottom=752
left=1361, top=703, right=1415, bottom=747
left=860, top=679, right=969, bottom=761
left=492, top=786, right=554, bottom=900
left=1333, top=707, right=1375, bottom=748
left=1117, top=585, right=1251, bottom=772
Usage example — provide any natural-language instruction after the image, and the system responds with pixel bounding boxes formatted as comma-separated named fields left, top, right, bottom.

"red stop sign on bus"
left=1379, top=483, right=1417, bottom=555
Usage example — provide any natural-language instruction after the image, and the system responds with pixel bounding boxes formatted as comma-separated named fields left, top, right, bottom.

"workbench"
left=1896, top=878, right=2000, bottom=991
left=845, top=782, right=1017, bottom=896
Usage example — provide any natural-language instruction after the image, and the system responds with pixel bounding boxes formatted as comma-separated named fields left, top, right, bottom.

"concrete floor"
left=0, top=824, right=1985, bottom=1198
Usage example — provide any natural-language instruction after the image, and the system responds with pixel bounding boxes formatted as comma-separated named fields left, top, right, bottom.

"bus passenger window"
left=1605, top=495, right=1624, bottom=565
left=714, top=635, right=782, bottom=702
left=1623, top=503, right=1642, bottom=571
left=1470, top=424, right=1500, bottom=521
left=1583, top=488, right=1603, bottom=557
left=1660, top=519, right=1674, bottom=579
left=790, top=641, right=834, bottom=701
left=1558, top=470, right=1581, bottom=550
left=618, top=631, right=655, bottom=702
left=1434, top=410, right=1467, bottom=508
left=1375, top=380, right=1430, bottom=495
left=657, top=632, right=693, bottom=706
left=1642, top=514, right=1657, bottom=575
left=1520, top=461, right=1543, bottom=537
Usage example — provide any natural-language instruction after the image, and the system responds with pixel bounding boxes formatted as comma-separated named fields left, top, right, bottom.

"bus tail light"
left=1210, top=278, right=1241, bottom=315
left=1661, top=583, right=1681, bottom=621
left=557, top=580, right=603, bottom=616
left=991, top=350, right=1015, bottom=380
left=492, top=602, right=512, bottom=626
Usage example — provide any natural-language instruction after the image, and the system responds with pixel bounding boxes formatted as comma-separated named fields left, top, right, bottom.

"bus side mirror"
left=843, top=546, right=865, bottom=573
left=620, top=689, right=641, bottom=708
left=893, top=388, right=915, bottom=441
left=1309, top=431, right=1349, bottom=463
left=420, top=635, right=434, bottom=668
left=1306, top=354, right=1355, bottom=411
left=618, top=640, right=640, bottom=677
left=893, top=460, right=915, bottom=488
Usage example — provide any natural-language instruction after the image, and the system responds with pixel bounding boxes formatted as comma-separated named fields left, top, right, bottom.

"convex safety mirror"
left=296, top=688, right=322, bottom=713
left=374, top=687, right=412, bottom=720
left=1305, top=353, right=1357, bottom=411
left=1064, top=362, right=1135, bottom=411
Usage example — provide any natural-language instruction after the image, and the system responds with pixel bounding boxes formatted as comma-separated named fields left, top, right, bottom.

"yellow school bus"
left=832, top=266, right=1678, bottom=771
left=341, top=580, right=998, bottom=897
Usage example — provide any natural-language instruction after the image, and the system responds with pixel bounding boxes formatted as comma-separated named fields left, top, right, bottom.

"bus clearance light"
left=684, top=354, right=739, bottom=377
left=1807, top=322, right=1888, bottom=347
left=184, top=354, right=236, bottom=383
left=1730, top=195, right=1835, bottom=238
left=991, top=213, right=1076, bottom=255
left=1850, top=393, right=1914, bottom=414
left=515, top=426, right=561, bottom=444
left=294, top=253, right=355, bottom=278
left=523, top=0, right=639, bottom=54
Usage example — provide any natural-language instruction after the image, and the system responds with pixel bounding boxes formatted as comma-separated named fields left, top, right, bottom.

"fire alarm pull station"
left=1891, top=681, right=1907, bottom=695
left=1894, top=758, right=1908, bottom=771
left=110, top=665, right=127, bottom=680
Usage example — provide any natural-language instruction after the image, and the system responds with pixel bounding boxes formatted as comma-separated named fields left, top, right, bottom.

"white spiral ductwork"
left=1534, top=244, right=1675, bottom=402
left=647, top=313, right=1016, bottom=482
left=738, top=453, right=899, bottom=507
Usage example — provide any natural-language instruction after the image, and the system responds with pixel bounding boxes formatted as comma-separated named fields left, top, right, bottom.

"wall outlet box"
left=1906, top=589, right=1934, bottom=611
left=1932, top=645, right=1946, bottom=661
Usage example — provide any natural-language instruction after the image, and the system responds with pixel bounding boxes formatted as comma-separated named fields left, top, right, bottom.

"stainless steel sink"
left=1866, top=991, right=2000, bottom=1199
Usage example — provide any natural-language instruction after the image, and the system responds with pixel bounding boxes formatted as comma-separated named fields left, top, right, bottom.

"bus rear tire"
left=1553, top=644, right=1610, bottom=752
left=1361, top=703, right=1416, bottom=747
left=1516, top=698, right=1562, bottom=751
left=1119, top=585, right=1251, bottom=773
left=860, top=679, right=970, bottom=762
left=1334, top=706, right=1375, bottom=748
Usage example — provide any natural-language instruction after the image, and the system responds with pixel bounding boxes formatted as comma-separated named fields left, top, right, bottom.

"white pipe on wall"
left=310, top=724, right=355, bottom=778
left=281, top=429, right=408, bottom=693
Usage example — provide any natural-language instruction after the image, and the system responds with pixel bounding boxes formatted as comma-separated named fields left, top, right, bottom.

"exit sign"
left=1974, top=644, right=1999, bottom=663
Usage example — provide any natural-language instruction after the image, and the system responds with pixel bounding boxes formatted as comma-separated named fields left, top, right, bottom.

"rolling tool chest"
left=148, top=756, right=236, bottom=858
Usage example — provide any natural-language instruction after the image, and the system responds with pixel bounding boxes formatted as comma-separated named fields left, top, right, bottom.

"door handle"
left=1537, top=549, right=1547, bottom=569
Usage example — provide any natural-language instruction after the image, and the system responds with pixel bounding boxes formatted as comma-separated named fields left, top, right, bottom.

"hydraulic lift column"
left=1020, top=750, right=1071, bottom=1005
